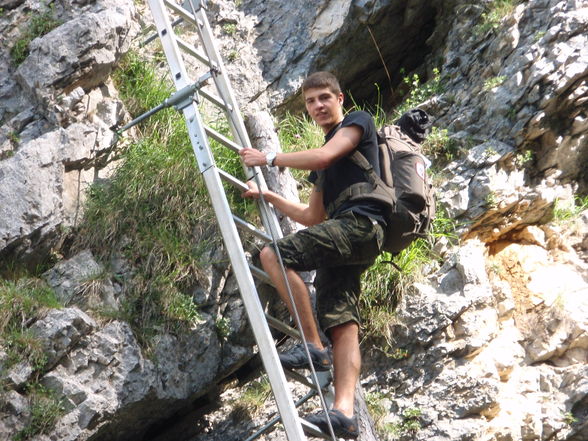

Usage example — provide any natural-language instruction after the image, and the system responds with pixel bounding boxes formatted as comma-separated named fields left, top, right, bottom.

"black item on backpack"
left=328, top=112, right=436, bottom=254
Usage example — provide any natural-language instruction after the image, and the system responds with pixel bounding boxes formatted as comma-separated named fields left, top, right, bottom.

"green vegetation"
left=534, top=30, right=546, bottom=42
left=387, top=407, right=423, bottom=436
left=392, top=68, right=443, bottom=121
left=277, top=113, right=324, bottom=200
left=0, top=278, right=61, bottom=372
left=365, top=391, right=390, bottom=436
left=232, top=377, right=272, bottom=417
left=421, top=126, right=460, bottom=166
left=0, top=279, right=66, bottom=440
left=365, top=395, right=423, bottom=439
left=10, top=5, right=62, bottom=65
left=222, top=23, right=237, bottom=35
left=75, top=51, right=245, bottom=347
left=563, top=411, right=578, bottom=426
left=514, top=149, right=533, bottom=168
left=226, top=50, right=238, bottom=62
left=552, top=195, right=588, bottom=224
left=215, top=316, right=230, bottom=341
left=474, top=0, right=520, bottom=36
left=483, top=75, right=507, bottom=92
left=14, top=384, right=67, bottom=441
left=360, top=206, right=458, bottom=348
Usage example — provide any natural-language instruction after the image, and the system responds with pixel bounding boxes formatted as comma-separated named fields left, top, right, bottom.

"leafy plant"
left=222, top=23, right=237, bottom=35
left=360, top=206, right=458, bottom=346
left=483, top=75, right=507, bottom=91
left=514, top=149, right=533, bottom=168
left=563, top=411, right=578, bottom=425
left=392, top=68, right=443, bottom=120
left=384, top=407, right=423, bottom=438
left=365, top=391, right=390, bottom=436
left=422, top=126, right=460, bottom=165
left=215, top=316, right=230, bottom=341
left=10, top=5, right=62, bottom=65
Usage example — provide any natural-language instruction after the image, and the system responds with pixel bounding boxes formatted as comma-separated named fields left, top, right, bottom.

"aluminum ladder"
left=138, top=0, right=334, bottom=439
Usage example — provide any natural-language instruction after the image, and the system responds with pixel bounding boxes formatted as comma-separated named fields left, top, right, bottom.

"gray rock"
left=30, top=307, right=96, bottom=368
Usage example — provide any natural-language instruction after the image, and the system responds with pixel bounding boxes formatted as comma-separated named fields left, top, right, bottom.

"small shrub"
left=215, top=317, right=230, bottom=341
left=563, top=411, right=578, bottom=426
left=222, top=23, right=237, bottom=35
left=422, top=126, right=460, bottom=165
left=514, top=149, right=533, bottom=168
left=384, top=407, right=423, bottom=437
left=365, top=391, right=390, bottom=436
left=392, top=68, right=443, bottom=120
left=226, top=50, right=238, bottom=62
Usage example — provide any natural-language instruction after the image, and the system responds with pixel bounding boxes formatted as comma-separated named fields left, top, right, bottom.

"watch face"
left=267, top=151, right=276, bottom=165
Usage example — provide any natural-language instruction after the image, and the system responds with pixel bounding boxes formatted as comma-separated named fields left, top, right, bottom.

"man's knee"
left=329, top=321, right=359, bottom=341
left=259, top=246, right=277, bottom=269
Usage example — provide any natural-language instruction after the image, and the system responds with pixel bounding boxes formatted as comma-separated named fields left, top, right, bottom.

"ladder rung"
left=200, top=88, right=233, bottom=112
left=284, top=369, right=317, bottom=390
left=217, top=168, right=247, bottom=192
left=233, top=215, right=272, bottom=242
left=244, top=390, right=317, bottom=441
left=249, top=263, right=272, bottom=285
left=285, top=369, right=332, bottom=391
left=164, top=0, right=198, bottom=26
left=265, top=314, right=300, bottom=340
left=205, top=125, right=242, bottom=152
left=142, top=18, right=183, bottom=46
left=176, top=36, right=211, bottom=67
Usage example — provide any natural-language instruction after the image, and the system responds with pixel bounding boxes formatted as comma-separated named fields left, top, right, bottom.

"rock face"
left=0, top=0, right=137, bottom=265
left=0, top=0, right=587, bottom=440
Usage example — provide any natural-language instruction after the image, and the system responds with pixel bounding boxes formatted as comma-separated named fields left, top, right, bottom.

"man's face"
left=303, top=87, right=344, bottom=133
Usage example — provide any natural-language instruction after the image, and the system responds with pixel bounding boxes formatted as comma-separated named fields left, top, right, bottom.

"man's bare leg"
left=330, top=321, right=360, bottom=417
left=259, top=246, right=324, bottom=349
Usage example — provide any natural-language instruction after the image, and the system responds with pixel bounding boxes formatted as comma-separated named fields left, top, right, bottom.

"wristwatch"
left=266, top=151, right=277, bottom=167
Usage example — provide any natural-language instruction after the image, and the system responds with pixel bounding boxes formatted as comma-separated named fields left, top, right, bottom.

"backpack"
left=329, top=124, right=436, bottom=254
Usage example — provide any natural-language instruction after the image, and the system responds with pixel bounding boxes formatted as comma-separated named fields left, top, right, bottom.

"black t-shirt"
left=308, top=111, right=386, bottom=224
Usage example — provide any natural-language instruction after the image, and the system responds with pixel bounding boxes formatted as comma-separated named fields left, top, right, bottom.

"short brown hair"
left=302, top=71, right=341, bottom=95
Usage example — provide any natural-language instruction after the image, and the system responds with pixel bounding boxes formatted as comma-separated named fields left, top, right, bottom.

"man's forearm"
left=262, top=190, right=322, bottom=226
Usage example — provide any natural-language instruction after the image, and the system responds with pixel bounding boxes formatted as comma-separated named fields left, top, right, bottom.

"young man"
left=239, top=71, right=385, bottom=439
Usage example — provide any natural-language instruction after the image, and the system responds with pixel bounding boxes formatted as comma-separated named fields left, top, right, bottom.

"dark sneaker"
left=279, top=343, right=332, bottom=371
left=304, top=409, right=359, bottom=439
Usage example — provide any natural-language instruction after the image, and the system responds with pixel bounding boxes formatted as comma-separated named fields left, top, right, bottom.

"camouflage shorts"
left=274, top=211, right=384, bottom=332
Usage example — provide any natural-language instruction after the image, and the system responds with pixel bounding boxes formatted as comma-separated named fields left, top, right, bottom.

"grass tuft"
left=10, top=6, right=62, bottom=65
left=0, top=278, right=61, bottom=372
left=14, top=384, right=67, bottom=441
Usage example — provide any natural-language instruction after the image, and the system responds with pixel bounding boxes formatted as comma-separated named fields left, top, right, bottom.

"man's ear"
left=338, top=93, right=344, bottom=105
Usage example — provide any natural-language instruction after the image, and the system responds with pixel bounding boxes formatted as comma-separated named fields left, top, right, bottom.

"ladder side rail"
left=190, top=4, right=283, bottom=241
left=146, top=1, right=307, bottom=439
